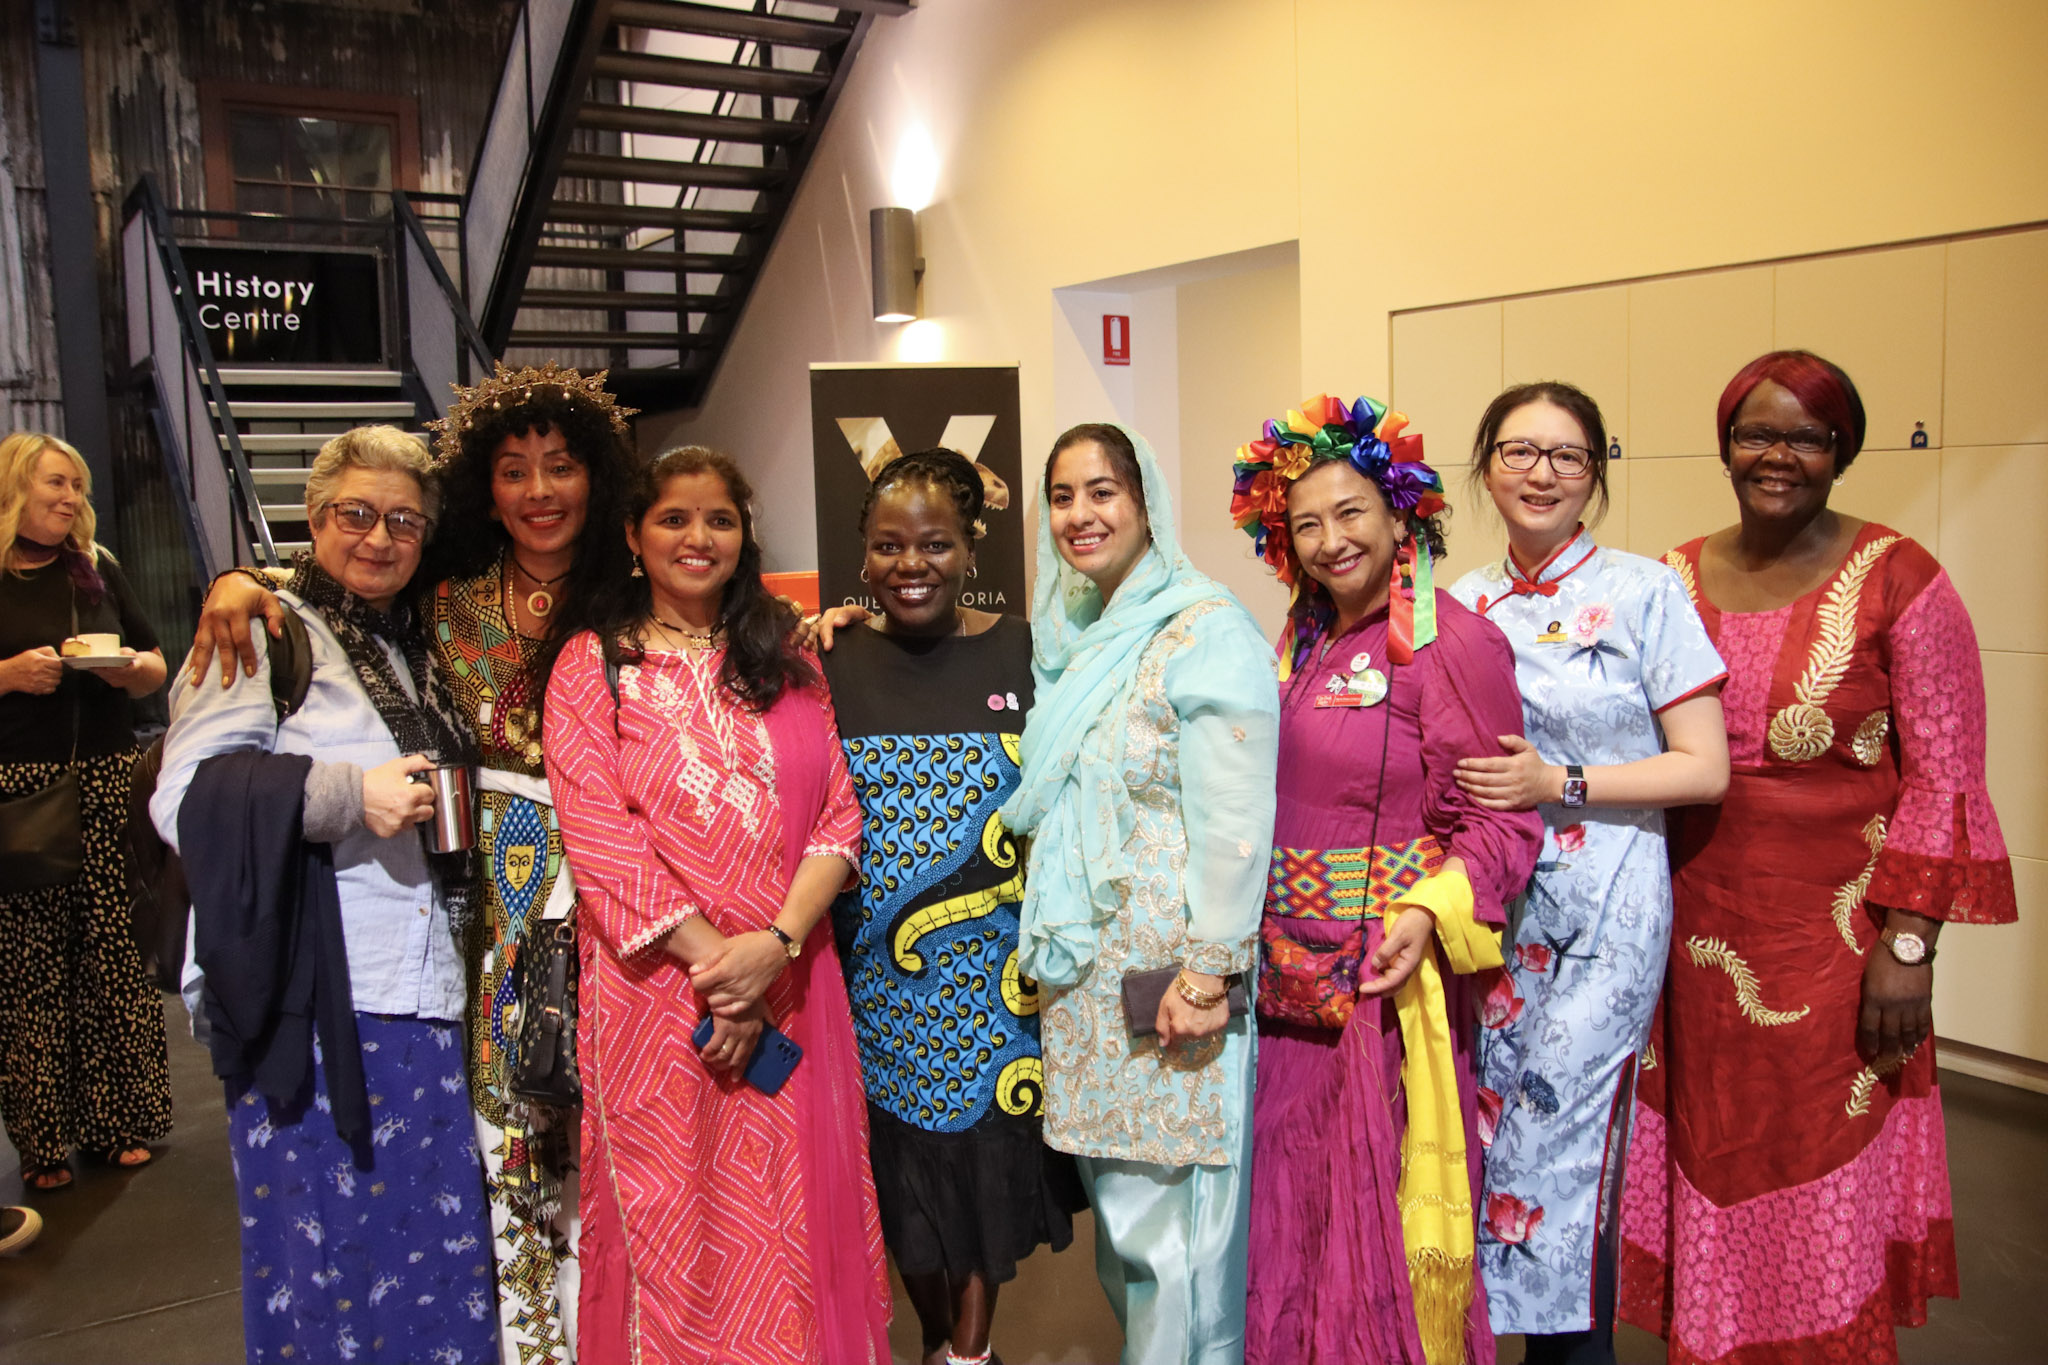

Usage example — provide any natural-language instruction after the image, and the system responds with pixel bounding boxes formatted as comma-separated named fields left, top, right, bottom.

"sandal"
left=92, top=1143, right=154, bottom=1171
left=24, top=1165, right=73, bottom=1192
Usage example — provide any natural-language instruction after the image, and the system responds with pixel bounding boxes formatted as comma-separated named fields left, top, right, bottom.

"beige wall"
left=1176, top=260, right=1301, bottom=638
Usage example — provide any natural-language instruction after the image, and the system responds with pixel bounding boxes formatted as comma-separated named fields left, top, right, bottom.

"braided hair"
left=859, top=447, right=986, bottom=541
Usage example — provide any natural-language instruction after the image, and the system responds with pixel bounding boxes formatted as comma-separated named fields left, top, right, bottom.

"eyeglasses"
left=320, top=499, right=434, bottom=543
left=1492, top=441, right=1593, bottom=478
left=1728, top=424, right=1834, bottom=456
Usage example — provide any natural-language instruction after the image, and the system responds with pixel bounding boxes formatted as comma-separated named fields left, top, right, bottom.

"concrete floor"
left=2, top=1000, right=2043, bottom=1364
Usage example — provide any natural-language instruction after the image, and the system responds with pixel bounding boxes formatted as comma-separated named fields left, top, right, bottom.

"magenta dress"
left=1246, top=591, right=1544, bottom=1365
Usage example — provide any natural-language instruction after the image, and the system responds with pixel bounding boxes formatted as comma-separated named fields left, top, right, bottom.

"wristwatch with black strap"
left=1560, top=763, right=1588, bottom=809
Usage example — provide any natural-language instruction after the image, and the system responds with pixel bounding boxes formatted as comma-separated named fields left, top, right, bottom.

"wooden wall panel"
left=1503, top=285, right=1629, bottom=453
left=1775, top=244, right=1946, bottom=451
left=1626, top=269, right=1773, bottom=459
left=1939, top=444, right=2048, bottom=653
left=1390, top=302, right=1503, bottom=586
left=1945, top=231, right=2048, bottom=447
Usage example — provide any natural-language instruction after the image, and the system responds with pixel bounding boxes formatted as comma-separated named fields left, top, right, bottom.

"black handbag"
left=509, top=913, right=581, bottom=1107
left=0, top=768, right=82, bottom=891
left=0, top=588, right=83, bottom=891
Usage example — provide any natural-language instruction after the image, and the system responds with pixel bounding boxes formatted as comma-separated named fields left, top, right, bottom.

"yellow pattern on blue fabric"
left=836, top=731, right=1045, bottom=1131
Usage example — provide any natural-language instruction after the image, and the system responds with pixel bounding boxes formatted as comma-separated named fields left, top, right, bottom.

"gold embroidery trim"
left=1829, top=815, right=1889, bottom=955
left=1850, top=710, right=1890, bottom=767
left=1661, top=550, right=1699, bottom=605
left=1767, top=535, right=1899, bottom=764
left=1685, top=936, right=1812, bottom=1027
left=1846, top=1051, right=1910, bottom=1117
left=1640, top=1042, right=1657, bottom=1071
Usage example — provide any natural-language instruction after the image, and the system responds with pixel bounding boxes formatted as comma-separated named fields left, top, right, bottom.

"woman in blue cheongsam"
left=1446, top=382, right=1729, bottom=1365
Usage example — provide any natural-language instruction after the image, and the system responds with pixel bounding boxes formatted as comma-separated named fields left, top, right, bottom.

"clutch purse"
left=1120, top=967, right=1247, bottom=1036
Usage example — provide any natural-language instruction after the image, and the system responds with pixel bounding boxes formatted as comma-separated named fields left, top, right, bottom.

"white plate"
left=62, top=654, right=130, bottom=669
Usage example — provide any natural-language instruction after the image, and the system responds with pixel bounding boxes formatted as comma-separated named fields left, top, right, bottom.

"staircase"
left=470, top=0, right=909, bottom=413
left=210, top=369, right=422, bottom=558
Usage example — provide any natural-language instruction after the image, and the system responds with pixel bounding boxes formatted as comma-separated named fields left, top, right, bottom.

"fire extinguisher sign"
left=1102, top=315, right=1130, bottom=366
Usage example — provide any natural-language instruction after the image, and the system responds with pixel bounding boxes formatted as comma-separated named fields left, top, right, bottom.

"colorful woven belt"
left=1265, top=836, right=1445, bottom=920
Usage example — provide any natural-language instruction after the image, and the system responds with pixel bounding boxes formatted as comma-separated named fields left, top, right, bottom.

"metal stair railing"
left=465, top=0, right=603, bottom=349
left=122, top=174, right=279, bottom=578
left=394, top=191, right=498, bottom=421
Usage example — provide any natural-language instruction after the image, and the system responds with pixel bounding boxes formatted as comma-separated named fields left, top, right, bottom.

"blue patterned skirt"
left=228, top=1013, right=499, bottom=1365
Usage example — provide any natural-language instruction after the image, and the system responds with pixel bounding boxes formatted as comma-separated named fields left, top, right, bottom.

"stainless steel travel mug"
left=412, top=763, right=477, bottom=854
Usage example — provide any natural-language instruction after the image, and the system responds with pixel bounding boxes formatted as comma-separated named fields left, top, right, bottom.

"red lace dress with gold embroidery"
left=1620, top=523, right=2016, bottom=1365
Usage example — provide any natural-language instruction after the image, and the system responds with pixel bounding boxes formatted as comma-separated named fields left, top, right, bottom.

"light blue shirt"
left=152, top=593, right=467, bottom=1022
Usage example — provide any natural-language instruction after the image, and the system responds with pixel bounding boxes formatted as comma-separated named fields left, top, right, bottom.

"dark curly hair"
left=420, top=388, right=641, bottom=713
left=589, top=446, right=815, bottom=711
left=1467, top=380, right=1611, bottom=524
left=858, top=446, right=985, bottom=540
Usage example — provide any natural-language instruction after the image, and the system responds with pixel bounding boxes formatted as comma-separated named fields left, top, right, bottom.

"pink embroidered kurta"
left=544, top=632, right=889, bottom=1365
left=1622, top=525, right=2016, bottom=1365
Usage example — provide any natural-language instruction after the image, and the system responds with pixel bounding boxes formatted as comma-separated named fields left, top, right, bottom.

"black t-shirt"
left=0, top=555, right=161, bottom=762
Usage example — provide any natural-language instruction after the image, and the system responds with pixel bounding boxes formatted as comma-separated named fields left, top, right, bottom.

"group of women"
left=111, top=340, right=2007, bottom=1365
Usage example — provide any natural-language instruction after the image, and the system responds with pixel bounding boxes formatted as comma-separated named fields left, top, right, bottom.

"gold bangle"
left=1173, top=971, right=1227, bottom=1010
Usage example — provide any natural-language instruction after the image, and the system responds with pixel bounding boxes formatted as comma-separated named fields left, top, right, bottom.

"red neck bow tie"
left=1509, top=577, right=1560, bottom=598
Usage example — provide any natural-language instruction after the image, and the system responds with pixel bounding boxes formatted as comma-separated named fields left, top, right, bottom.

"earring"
left=1833, top=474, right=1845, bottom=486
left=1721, top=466, right=1732, bottom=479
left=859, top=567, right=869, bottom=583
left=631, top=554, right=643, bottom=578
left=968, top=564, right=978, bottom=579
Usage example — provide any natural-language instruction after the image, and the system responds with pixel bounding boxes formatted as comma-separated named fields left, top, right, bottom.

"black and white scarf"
left=288, top=553, right=479, bottom=929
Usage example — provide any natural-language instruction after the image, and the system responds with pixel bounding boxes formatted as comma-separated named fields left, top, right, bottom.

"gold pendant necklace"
left=508, top=554, right=571, bottom=621
left=649, top=615, right=721, bottom=651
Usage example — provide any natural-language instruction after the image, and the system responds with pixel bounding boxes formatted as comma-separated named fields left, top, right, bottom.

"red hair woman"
left=1620, top=351, right=2018, bottom=1364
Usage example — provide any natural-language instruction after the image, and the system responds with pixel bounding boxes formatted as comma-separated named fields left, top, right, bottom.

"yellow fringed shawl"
left=1386, top=868, right=1500, bottom=1365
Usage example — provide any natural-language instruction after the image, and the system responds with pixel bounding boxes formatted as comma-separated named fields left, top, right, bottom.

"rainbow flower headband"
left=1230, top=394, right=1447, bottom=671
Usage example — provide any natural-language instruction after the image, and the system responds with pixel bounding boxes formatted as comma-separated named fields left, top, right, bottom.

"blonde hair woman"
left=0, top=431, right=171, bottom=1192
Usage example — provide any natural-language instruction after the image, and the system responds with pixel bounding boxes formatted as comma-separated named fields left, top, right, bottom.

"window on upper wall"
left=200, top=83, right=420, bottom=244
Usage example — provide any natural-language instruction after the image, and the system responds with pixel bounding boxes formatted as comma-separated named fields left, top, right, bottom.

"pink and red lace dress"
left=1621, top=524, right=2016, bottom=1364
left=544, top=633, right=890, bottom=1365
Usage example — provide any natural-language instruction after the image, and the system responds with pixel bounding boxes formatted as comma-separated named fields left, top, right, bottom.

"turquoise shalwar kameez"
left=1448, top=528, right=1725, bottom=1335
left=1002, top=427, right=1278, bottom=1365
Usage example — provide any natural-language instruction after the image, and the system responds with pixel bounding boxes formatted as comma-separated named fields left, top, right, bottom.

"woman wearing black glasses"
left=1616, top=352, right=2016, bottom=1365
left=1446, top=383, right=1729, bottom=1365
left=154, top=426, right=498, bottom=1365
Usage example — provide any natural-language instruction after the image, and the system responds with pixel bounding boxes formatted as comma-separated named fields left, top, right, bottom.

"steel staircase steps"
left=609, top=2, right=853, bottom=47
left=540, top=198, right=765, bottom=232
left=589, top=50, right=831, bottom=98
left=519, top=288, right=731, bottom=311
left=570, top=103, right=807, bottom=147
left=208, top=400, right=416, bottom=421
left=474, top=1, right=903, bottom=408
left=555, top=152, right=783, bottom=192
left=507, top=329, right=717, bottom=349
left=527, top=243, right=745, bottom=272
left=215, top=368, right=407, bottom=388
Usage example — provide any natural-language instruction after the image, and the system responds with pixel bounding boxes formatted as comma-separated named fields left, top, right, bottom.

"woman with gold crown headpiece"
left=186, top=361, right=643, bottom=1365
left=1229, top=395, right=1542, bottom=1365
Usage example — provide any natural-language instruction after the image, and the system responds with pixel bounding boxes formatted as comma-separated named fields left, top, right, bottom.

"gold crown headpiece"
left=427, top=361, right=638, bottom=465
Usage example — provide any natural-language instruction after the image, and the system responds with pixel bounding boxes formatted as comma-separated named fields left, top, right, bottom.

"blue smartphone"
left=691, top=1013, right=803, bottom=1097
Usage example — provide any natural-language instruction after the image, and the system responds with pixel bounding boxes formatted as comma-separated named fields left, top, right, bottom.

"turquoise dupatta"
left=999, top=426, right=1241, bottom=987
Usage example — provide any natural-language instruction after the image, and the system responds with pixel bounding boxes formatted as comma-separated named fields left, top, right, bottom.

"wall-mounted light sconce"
left=871, top=206, right=923, bottom=323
